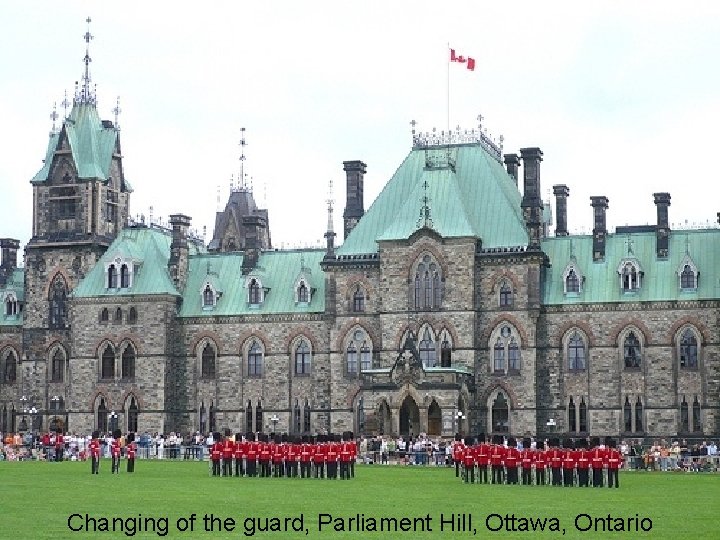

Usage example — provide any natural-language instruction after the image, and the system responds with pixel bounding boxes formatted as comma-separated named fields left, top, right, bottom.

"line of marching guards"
left=453, top=434, right=623, bottom=488
left=208, top=431, right=357, bottom=479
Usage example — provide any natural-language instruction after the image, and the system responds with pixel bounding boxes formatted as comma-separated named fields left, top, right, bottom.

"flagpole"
left=447, top=43, right=450, bottom=137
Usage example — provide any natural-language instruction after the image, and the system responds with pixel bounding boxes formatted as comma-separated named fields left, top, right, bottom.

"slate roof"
left=337, top=143, right=529, bottom=255
left=179, top=249, right=326, bottom=317
left=542, top=229, right=720, bottom=304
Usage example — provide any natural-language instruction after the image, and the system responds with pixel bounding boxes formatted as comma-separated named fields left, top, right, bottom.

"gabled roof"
left=180, top=249, right=326, bottom=317
left=542, top=229, right=720, bottom=304
left=337, top=143, right=529, bottom=255
left=0, top=268, right=25, bottom=327
left=72, top=226, right=205, bottom=298
left=32, top=103, right=127, bottom=186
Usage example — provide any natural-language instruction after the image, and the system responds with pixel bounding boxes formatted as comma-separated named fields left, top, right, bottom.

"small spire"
left=417, top=178, right=433, bottom=229
left=76, top=16, right=96, bottom=105
left=61, top=90, right=70, bottom=119
left=685, top=234, right=690, bottom=256
left=324, top=179, right=336, bottom=257
left=477, top=113, right=484, bottom=132
left=49, top=102, right=59, bottom=136
left=112, top=96, right=121, bottom=130
left=239, top=127, right=247, bottom=189
left=625, top=234, right=634, bottom=256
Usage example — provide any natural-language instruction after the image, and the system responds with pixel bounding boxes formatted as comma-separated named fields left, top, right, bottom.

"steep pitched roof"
left=337, top=143, right=529, bottom=255
left=32, top=103, right=128, bottom=187
left=542, top=229, right=720, bottom=304
left=180, top=249, right=326, bottom=317
left=72, top=226, right=205, bottom=298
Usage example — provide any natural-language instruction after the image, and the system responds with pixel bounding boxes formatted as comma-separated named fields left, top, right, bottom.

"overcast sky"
left=2, top=1, right=720, bottom=255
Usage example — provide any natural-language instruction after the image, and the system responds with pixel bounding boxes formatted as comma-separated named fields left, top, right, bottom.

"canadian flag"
left=450, top=48, right=475, bottom=71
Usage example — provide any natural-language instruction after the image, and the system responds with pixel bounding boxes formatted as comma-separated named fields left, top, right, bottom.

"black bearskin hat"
left=455, top=433, right=462, bottom=441
left=246, top=432, right=256, bottom=442
left=92, top=431, right=99, bottom=439
left=126, top=433, right=135, bottom=443
left=508, top=436, right=517, bottom=447
left=113, top=429, right=122, bottom=439
left=590, top=436, right=600, bottom=448
left=522, top=438, right=532, bottom=449
left=236, top=432, right=244, bottom=441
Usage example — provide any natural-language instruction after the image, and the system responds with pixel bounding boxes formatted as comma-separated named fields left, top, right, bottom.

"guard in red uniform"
left=505, top=437, right=520, bottom=485
left=490, top=435, right=506, bottom=484
left=222, top=430, right=235, bottom=477
left=313, top=435, right=326, bottom=478
left=286, top=436, right=300, bottom=478
left=111, top=430, right=122, bottom=474
left=126, top=433, right=137, bottom=473
left=576, top=438, right=590, bottom=487
left=326, top=434, right=339, bottom=479
left=589, top=437, right=605, bottom=487
left=258, top=434, right=271, bottom=477
left=299, top=435, right=312, bottom=478
left=462, top=436, right=476, bottom=483
left=245, top=432, right=258, bottom=477
left=452, top=434, right=465, bottom=478
left=211, top=432, right=223, bottom=477
left=234, top=433, right=245, bottom=477
left=89, top=431, right=101, bottom=474
left=348, top=432, right=357, bottom=478
left=606, top=438, right=622, bottom=488
left=272, top=435, right=285, bottom=477
left=562, top=439, right=576, bottom=486
left=520, top=438, right=533, bottom=485
left=534, top=442, right=547, bottom=486
left=548, top=438, right=563, bottom=486
left=476, top=433, right=490, bottom=484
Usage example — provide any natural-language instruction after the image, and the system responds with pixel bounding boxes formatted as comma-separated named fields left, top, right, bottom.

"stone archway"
left=427, top=400, right=441, bottom=436
left=399, top=396, right=420, bottom=437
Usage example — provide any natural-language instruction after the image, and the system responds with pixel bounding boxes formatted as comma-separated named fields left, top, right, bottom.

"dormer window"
left=108, top=265, right=118, bottom=288
left=247, top=277, right=264, bottom=306
left=563, top=262, right=584, bottom=295
left=296, top=281, right=309, bottom=303
left=618, top=260, right=642, bottom=292
left=352, top=286, right=365, bottom=312
left=4, top=293, right=18, bottom=317
left=106, top=256, right=134, bottom=290
left=678, top=256, right=698, bottom=291
left=202, top=283, right=217, bottom=310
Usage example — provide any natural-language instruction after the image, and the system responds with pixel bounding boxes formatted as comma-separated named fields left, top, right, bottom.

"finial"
left=417, top=178, right=433, bottom=229
left=50, top=102, right=59, bottom=136
left=239, top=127, right=247, bottom=189
left=61, top=90, right=70, bottom=119
left=410, top=119, right=417, bottom=140
left=216, top=185, right=221, bottom=212
left=625, top=234, right=634, bottom=256
left=324, top=178, right=336, bottom=257
left=477, top=113, right=484, bottom=131
left=685, top=234, right=690, bottom=255
left=112, top=96, right=121, bottom=129
left=499, top=134, right=504, bottom=155
left=76, top=16, right=96, bottom=105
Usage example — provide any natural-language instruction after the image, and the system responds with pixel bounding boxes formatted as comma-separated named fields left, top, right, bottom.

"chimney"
left=168, top=214, right=191, bottom=292
left=653, top=192, right=671, bottom=258
left=0, top=238, right=19, bottom=287
left=241, top=215, right=262, bottom=274
left=520, top=147, right=543, bottom=249
left=503, top=153, right=520, bottom=186
left=590, top=196, right=609, bottom=261
left=553, top=185, right=570, bottom=237
left=343, top=160, right=366, bottom=239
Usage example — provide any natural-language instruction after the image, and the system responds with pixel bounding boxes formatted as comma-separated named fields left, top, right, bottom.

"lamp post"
left=546, top=418, right=556, bottom=447
left=270, top=414, right=279, bottom=434
left=50, top=395, right=60, bottom=431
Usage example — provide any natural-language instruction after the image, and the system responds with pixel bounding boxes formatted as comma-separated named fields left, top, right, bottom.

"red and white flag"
left=450, top=48, right=475, bottom=71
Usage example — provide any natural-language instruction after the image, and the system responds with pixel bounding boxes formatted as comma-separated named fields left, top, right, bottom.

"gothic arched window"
left=623, top=331, right=641, bottom=369
left=418, top=327, right=437, bottom=368
left=107, top=265, right=118, bottom=289
left=3, top=349, right=17, bottom=384
left=352, top=286, right=365, bottom=312
left=203, top=285, right=215, bottom=307
left=49, top=276, right=68, bottom=329
left=568, top=332, right=586, bottom=370
left=201, top=343, right=216, bottom=379
left=297, top=281, right=309, bottom=303
left=120, top=264, right=130, bottom=288
left=101, top=346, right=115, bottom=380
left=566, top=269, right=580, bottom=293
left=491, top=325, right=521, bottom=374
left=294, top=340, right=311, bottom=375
left=248, top=340, right=263, bottom=377
left=679, top=328, right=698, bottom=369
left=412, top=254, right=442, bottom=310
left=248, top=279, right=262, bottom=305
left=51, top=349, right=64, bottom=382
left=122, top=345, right=135, bottom=379
left=499, top=282, right=513, bottom=307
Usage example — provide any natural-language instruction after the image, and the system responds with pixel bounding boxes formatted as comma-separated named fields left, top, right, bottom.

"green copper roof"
left=338, top=144, right=529, bottom=255
left=72, top=226, right=205, bottom=298
left=180, top=249, right=326, bottom=317
left=0, top=268, right=25, bottom=327
left=542, top=229, right=720, bottom=304
left=32, top=103, right=121, bottom=183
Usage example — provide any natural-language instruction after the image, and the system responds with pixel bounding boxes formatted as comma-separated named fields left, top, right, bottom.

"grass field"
left=0, top=460, right=718, bottom=539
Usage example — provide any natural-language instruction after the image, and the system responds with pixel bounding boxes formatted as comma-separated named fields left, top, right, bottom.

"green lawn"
left=0, top=460, right=718, bottom=539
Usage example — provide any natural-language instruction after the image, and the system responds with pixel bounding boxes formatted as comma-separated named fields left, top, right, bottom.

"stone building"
left=0, top=32, right=718, bottom=441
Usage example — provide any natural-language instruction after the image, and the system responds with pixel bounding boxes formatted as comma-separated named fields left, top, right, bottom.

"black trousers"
left=492, top=465, right=504, bottom=484
left=522, top=468, right=532, bottom=485
left=223, top=458, right=233, bottom=477
left=478, top=465, right=488, bottom=484
left=300, top=461, right=311, bottom=478
left=551, top=467, right=562, bottom=486
left=315, top=462, right=324, bottom=478
left=91, top=456, right=100, bottom=474
left=608, top=468, right=619, bottom=488
left=592, top=468, right=604, bottom=487
left=212, top=460, right=221, bottom=476
left=578, top=468, right=589, bottom=487
left=246, top=459, right=257, bottom=477
left=464, top=465, right=474, bottom=483
left=563, top=469, right=574, bottom=486
left=535, top=468, right=545, bottom=486
left=127, top=458, right=135, bottom=473
left=235, top=457, right=244, bottom=477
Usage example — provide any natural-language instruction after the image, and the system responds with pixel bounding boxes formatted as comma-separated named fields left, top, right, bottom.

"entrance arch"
left=399, top=396, right=420, bottom=437
left=428, top=400, right=441, bottom=436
